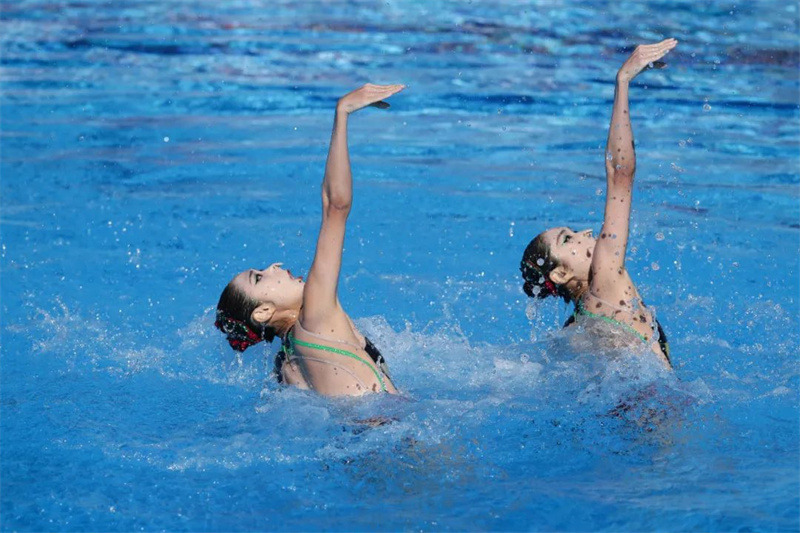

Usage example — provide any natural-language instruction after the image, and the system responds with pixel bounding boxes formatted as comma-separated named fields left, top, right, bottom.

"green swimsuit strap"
left=286, top=332, right=387, bottom=393
left=574, top=299, right=649, bottom=344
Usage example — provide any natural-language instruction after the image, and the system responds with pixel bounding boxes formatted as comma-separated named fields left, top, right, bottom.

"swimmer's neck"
left=276, top=320, right=295, bottom=340
left=273, top=306, right=302, bottom=341
left=566, top=279, right=590, bottom=302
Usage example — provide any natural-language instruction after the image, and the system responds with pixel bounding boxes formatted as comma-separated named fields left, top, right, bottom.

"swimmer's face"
left=542, top=227, right=595, bottom=278
left=232, top=263, right=305, bottom=313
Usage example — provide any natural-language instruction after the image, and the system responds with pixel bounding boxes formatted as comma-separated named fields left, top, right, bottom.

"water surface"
left=2, top=1, right=799, bottom=531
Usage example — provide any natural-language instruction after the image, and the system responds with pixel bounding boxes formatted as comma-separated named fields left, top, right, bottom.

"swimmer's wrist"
left=615, top=71, right=631, bottom=85
left=335, top=101, right=352, bottom=117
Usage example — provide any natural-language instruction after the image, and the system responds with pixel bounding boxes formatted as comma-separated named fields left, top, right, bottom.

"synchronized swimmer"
left=215, top=84, right=404, bottom=396
left=520, top=39, right=677, bottom=369
left=216, top=39, right=678, bottom=396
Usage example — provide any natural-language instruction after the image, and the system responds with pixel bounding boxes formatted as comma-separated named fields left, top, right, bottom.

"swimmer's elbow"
left=328, top=196, right=352, bottom=213
left=607, top=165, right=635, bottom=187
left=323, top=192, right=352, bottom=215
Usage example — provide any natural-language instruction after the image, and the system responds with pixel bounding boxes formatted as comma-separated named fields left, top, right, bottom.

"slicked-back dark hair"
left=215, top=280, right=277, bottom=350
left=520, top=232, right=572, bottom=303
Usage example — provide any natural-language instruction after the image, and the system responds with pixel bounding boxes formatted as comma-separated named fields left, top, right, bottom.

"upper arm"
left=302, top=194, right=349, bottom=323
left=591, top=166, right=633, bottom=287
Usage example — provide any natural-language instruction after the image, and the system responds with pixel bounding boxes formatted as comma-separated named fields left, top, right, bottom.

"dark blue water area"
left=2, top=0, right=799, bottom=531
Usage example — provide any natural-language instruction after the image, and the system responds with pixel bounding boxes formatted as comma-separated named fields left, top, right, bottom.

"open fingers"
left=363, top=86, right=402, bottom=109
left=339, top=83, right=405, bottom=114
left=639, top=39, right=678, bottom=60
left=635, top=39, right=678, bottom=67
left=643, top=38, right=678, bottom=50
left=365, top=83, right=405, bottom=101
left=618, top=38, right=677, bottom=81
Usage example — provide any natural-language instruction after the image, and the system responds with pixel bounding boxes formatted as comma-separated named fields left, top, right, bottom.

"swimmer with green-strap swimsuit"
left=215, top=84, right=403, bottom=396
left=279, top=324, right=391, bottom=393
left=520, top=39, right=678, bottom=368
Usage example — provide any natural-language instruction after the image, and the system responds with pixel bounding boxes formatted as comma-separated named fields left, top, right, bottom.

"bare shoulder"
left=589, top=266, right=641, bottom=306
left=297, top=303, right=362, bottom=346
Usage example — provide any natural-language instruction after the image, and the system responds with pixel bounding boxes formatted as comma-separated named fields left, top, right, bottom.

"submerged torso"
left=277, top=320, right=394, bottom=396
left=571, top=276, right=671, bottom=366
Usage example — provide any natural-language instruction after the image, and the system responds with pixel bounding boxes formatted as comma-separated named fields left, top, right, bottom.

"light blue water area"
left=2, top=0, right=798, bottom=531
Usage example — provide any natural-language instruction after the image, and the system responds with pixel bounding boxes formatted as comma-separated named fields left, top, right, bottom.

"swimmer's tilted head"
left=215, top=263, right=304, bottom=351
left=520, top=227, right=595, bottom=303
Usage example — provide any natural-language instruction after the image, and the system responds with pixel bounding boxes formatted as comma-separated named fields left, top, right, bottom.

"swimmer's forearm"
left=322, top=109, right=353, bottom=215
left=605, top=78, right=635, bottom=185
left=320, top=85, right=404, bottom=214
left=595, top=72, right=636, bottom=272
left=606, top=39, right=678, bottom=184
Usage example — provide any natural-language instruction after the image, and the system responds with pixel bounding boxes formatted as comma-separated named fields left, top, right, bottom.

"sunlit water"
left=2, top=1, right=798, bottom=531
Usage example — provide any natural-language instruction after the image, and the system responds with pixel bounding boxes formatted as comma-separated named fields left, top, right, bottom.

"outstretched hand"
left=336, top=83, right=405, bottom=115
left=617, top=38, right=678, bottom=83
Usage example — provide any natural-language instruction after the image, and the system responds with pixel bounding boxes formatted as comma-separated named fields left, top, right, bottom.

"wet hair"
left=214, top=281, right=276, bottom=352
left=520, top=232, right=572, bottom=303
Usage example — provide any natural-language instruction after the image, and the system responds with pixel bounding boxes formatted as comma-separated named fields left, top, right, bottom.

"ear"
left=250, top=303, right=275, bottom=326
left=549, top=265, right=572, bottom=286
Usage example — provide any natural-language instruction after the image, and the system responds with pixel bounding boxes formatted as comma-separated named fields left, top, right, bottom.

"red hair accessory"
left=215, top=312, right=264, bottom=352
left=543, top=279, right=558, bottom=296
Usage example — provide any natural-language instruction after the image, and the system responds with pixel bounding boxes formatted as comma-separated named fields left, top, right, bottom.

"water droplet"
left=536, top=258, right=545, bottom=266
left=163, top=136, right=170, bottom=142
left=655, top=232, right=665, bottom=241
left=606, top=152, right=613, bottom=160
left=703, top=103, right=712, bottom=111
left=520, top=353, right=530, bottom=363
left=651, top=262, right=660, bottom=271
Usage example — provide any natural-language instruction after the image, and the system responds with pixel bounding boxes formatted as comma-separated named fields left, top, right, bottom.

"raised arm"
left=591, top=39, right=677, bottom=284
left=302, top=84, right=404, bottom=324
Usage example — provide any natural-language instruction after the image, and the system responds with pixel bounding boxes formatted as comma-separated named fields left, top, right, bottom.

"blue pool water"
left=2, top=1, right=798, bottom=531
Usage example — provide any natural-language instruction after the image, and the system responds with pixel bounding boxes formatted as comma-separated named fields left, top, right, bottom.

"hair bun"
left=214, top=312, right=264, bottom=352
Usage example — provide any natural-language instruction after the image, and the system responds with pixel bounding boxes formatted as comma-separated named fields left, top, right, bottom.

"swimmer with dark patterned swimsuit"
left=520, top=39, right=678, bottom=368
left=215, top=84, right=404, bottom=396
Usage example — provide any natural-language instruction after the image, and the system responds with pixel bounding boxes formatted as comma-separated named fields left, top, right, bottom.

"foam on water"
left=23, top=301, right=710, bottom=466
left=4, top=293, right=797, bottom=529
